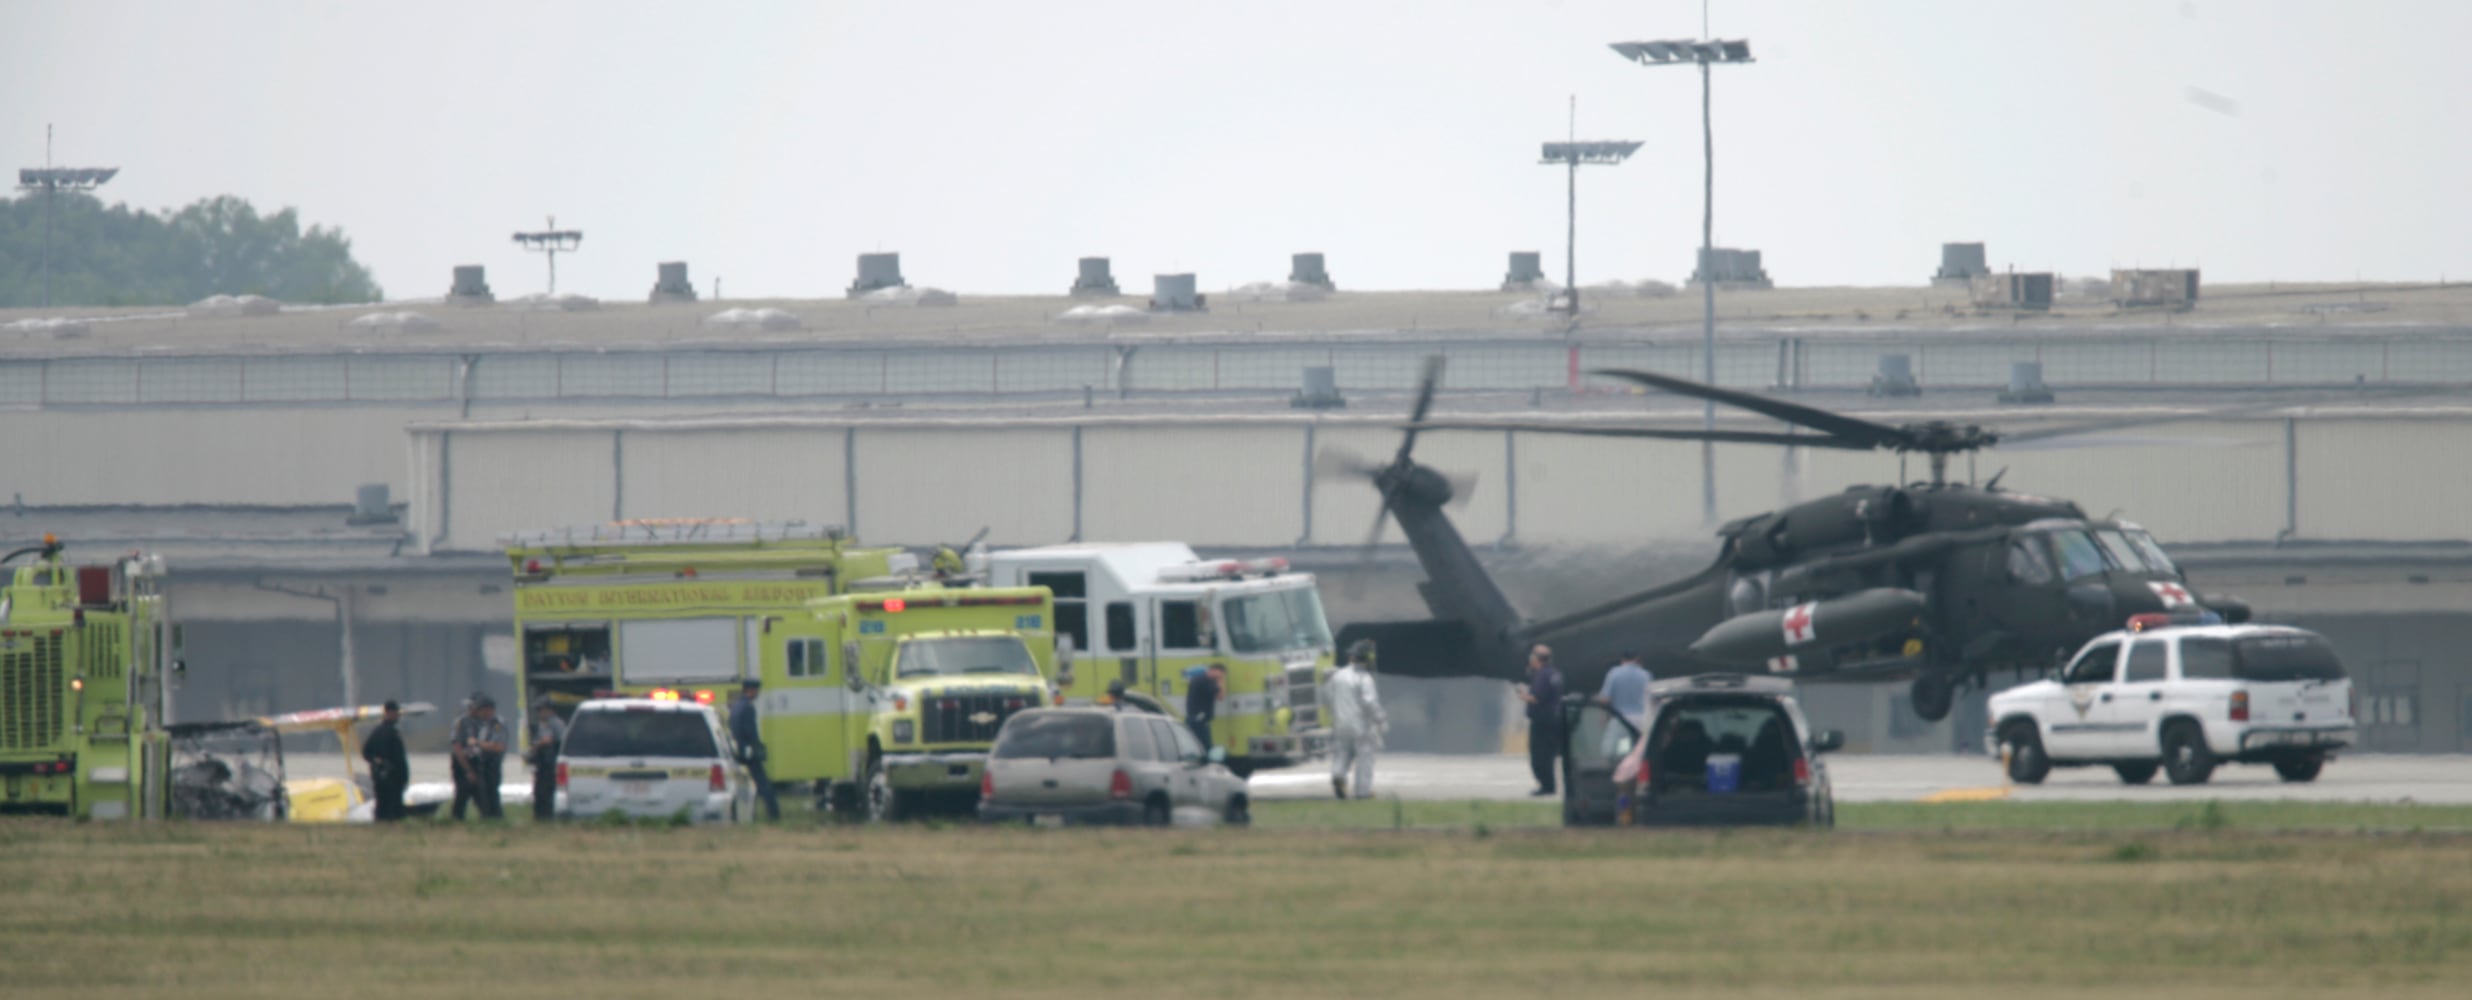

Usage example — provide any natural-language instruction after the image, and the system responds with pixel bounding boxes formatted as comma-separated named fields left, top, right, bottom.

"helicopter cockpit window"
left=2007, top=538, right=2056, bottom=585
left=2048, top=530, right=2110, bottom=581
left=2094, top=530, right=2148, bottom=572
left=2124, top=529, right=2178, bottom=576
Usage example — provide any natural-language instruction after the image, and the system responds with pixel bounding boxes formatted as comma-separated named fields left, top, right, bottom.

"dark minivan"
left=1563, top=674, right=1842, bottom=828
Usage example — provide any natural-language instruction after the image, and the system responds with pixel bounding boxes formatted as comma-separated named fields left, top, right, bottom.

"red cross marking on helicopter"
left=2148, top=581, right=2194, bottom=608
left=1781, top=602, right=1818, bottom=646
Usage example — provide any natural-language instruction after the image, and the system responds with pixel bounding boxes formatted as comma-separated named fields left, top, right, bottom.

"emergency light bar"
left=1157, top=557, right=1289, bottom=583
left=2127, top=610, right=2220, bottom=632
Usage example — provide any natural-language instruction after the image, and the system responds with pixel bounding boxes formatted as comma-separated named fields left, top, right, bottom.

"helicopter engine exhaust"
left=1688, top=587, right=1929, bottom=667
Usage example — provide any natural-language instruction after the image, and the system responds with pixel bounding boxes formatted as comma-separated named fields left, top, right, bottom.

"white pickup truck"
left=1988, top=619, right=2355, bottom=786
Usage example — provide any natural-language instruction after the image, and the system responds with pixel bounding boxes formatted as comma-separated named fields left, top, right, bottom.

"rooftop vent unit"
left=1868, top=354, right=1921, bottom=398
left=1690, top=247, right=1772, bottom=290
left=446, top=265, right=494, bottom=305
left=1933, top=242, right=1989, bottom=285
left=848, top=253, right=907, bottom=298
left=2112, top=268, right=2200, bottom=310
left=1971, top=271, right=2054, bottom=311
left=347, top=484, right=400, bottom=526
left=1503, top=251, right=1546, bottom=290
left=1291, top=366, right=1346, bottom=410
left=649, top=261, right=697, bottom=304
left=1149, top=273, right=1205, bottom=313
left=1998, top=361, right=2055, bottom=405
left=1290, top=252, right=1334, bottom=291
left=1071, top=256, right=1120, bottom=297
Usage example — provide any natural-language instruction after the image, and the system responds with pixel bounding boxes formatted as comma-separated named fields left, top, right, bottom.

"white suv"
left=1988, top=621, right=2355, bottom=786
left=556, top=698, right=755, bottom=824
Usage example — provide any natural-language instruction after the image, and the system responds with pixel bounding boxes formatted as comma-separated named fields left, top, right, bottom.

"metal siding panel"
left=447, top=431, right=617, bottom=550
left=1083, top=426, right=1304, bottom=546
left=852, top=429, right=1071, bottom=545
left=0, top=408, right=416, bottom=505
left=619, top=429, right=848, bottom=525
left=2298, top=419, right=2472, bottom=541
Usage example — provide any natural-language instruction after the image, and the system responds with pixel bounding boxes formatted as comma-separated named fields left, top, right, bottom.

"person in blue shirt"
left=1597, top=650, right=1654, bottom=731
left=730, top=680, right=780, bottom=821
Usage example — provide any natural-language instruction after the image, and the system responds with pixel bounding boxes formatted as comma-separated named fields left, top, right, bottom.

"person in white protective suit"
left=1325, top=639, right=1389, bottom=800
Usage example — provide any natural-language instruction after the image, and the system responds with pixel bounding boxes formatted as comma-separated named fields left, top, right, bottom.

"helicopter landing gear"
left=1908, top=670, right=1955, bottom=723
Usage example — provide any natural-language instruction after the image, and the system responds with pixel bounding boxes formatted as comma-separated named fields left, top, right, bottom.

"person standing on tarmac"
left=527, top=698, right=566, bottom=822
left=1184, top=663, right=1227, bottom=752
left=1325, top=640, right=1389, bottom=800
left=731, top=680, right=780, bottom=821
left=362, top=699, right=409, bottom=822
left=447, top=693, right=479, bottom=819
left=451, top=695, right=509, bottom=820
left=1516, top=645, right=1565, bottom=797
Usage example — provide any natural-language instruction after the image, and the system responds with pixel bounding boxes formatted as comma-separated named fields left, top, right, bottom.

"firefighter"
left=527, top=697, right=566, bottom=821
left=1325, top=640, right=1388, bottom=800
left=362, top=699, right=409, bottom=822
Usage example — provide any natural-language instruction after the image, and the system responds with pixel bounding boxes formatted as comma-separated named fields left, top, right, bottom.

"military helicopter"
left=1328, top=357, right=2275, bottom=722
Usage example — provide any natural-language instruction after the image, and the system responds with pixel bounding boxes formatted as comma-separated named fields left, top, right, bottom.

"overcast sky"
left=8, top=1, right=2467, bottom=301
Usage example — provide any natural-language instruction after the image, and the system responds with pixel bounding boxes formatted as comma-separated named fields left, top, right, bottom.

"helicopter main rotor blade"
left=1998, top=385, right=2464, bottom=446
left=1396, top=355, right=1447, bottom=465
left=1591, top=368, right=1915, bottom=450
left=1408, top=419, right=1876, bottom=449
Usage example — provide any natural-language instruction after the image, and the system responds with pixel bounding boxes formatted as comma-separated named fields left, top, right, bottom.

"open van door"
left=1561, top=702, right=1639, bottom=827
left=758, top=616, right=858, bottom=806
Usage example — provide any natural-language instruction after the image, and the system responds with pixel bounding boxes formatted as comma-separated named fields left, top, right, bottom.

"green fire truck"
left=0, top=537, right=176, bottom=820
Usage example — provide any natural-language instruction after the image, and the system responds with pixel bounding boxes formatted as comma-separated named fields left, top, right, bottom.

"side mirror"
left=171, top=658, right=187, bottom=676
left=1054, top=634, right=1076, bottom=686
left=1811, top=729, right=1845, bottom=754
left=842, top=641, right=865, bottom=692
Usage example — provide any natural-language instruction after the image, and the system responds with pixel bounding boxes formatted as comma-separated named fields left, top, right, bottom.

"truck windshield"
left=1221, top=586, right=1333, bottom=654
left=563, top=711, right=718, bottom=759
left=895, top=636, right=1039, bottom=678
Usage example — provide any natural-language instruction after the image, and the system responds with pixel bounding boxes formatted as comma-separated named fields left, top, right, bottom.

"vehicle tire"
left=2273, top=756, right=2324, bottom=783
left=2001, top=722, right=2051, bottom=785
left=1223, top=795, right=1251, bottom=828
left=827, top=780, right=863, bottom=819
left=2161, top=722, right=2216, bottom=786
left=1909, top=671, right=1955, bottom=724
left=865, top=760, right=902, bottom=824
left=2112, top=762, right=2159, bottom=785
left=1142, top=794, right=1171, bottom=827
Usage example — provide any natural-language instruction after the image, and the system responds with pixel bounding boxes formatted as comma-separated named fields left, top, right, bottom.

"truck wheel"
left=2273, top=756, right=2324, bottom=783
left=1142, top=795, right=1171, bottom=827
left=1909, top=671, right=1954, bottom=724
left=2001, top=722, right=2050, bottom=785
left=2112, top=762, right=2159, bottom=785
left=1223, top=795, right=1251, bottom=828
left=866, top=761, right=902, bottom=823
left=2161, top=722, right=2216, bottom=786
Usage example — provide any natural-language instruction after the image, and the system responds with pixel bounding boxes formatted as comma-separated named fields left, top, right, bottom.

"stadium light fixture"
left=511, top=216, right=585, bottom=294
left=1610, top=36, right=1753, bottom=524
left=16, top=126, right=119, bottom=308
left=1538, top=135, right=1643, bottom=318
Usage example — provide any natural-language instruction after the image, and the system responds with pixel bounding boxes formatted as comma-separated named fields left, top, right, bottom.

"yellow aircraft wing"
left=257, top=702, right=437, bottom=822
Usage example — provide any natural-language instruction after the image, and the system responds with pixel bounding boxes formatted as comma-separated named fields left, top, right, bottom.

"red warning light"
left=525, top=559, right=542, bottom=573
left=693, top=689, right=715, bottom=705
left=883, top=598, right=907, bottom=613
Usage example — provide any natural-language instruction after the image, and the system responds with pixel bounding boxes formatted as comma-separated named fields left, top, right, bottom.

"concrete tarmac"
left=286, top=751, right=2472, bottom=806
left=1248, top=753, right=2472, bottom=805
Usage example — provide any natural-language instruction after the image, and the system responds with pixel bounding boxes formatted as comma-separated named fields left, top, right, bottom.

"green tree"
left=0, top=193, right=383, bottom=308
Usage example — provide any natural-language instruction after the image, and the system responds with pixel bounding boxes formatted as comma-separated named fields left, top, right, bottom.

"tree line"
left=0, top=193, right=382, bottom=308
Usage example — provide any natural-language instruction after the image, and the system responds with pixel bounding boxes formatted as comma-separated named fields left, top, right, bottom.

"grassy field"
left=3, top=811, right=2468, bottom=999
left=1254, top=798, right=2472, bottom=833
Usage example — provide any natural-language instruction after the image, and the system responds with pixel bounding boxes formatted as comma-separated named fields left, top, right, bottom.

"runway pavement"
left=1247, top=753, right=2472, bottom=805
left=285, top=751, right=2472, bottom=806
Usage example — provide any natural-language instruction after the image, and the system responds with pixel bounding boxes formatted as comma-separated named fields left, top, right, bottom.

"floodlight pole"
left=18, top=125, right=118, bottom=309
left=1539, top=132, right=1641, bottom=319
left=511, top=215, right=585, bottom=294
left=1612, top=38, right=1751, bottom=524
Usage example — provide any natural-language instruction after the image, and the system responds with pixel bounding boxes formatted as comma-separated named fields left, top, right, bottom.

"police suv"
left=555, top=696, right=756, bottom=824
left=1988, top=615, right=2355, bottom=786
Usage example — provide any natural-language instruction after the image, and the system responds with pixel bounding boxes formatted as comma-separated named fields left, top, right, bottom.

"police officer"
left=730, top=680, right=780, bottom=821
left=1517, top=645, right=1564, bottom=797
left=527, top=697, right=566, bottom=821
left=451, top=694, right=509, bottom=820
left=361, top=699, right=409, bottom=822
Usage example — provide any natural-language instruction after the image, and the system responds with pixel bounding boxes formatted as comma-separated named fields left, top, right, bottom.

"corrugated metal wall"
left=418, top=414, right=2472, bottom=552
